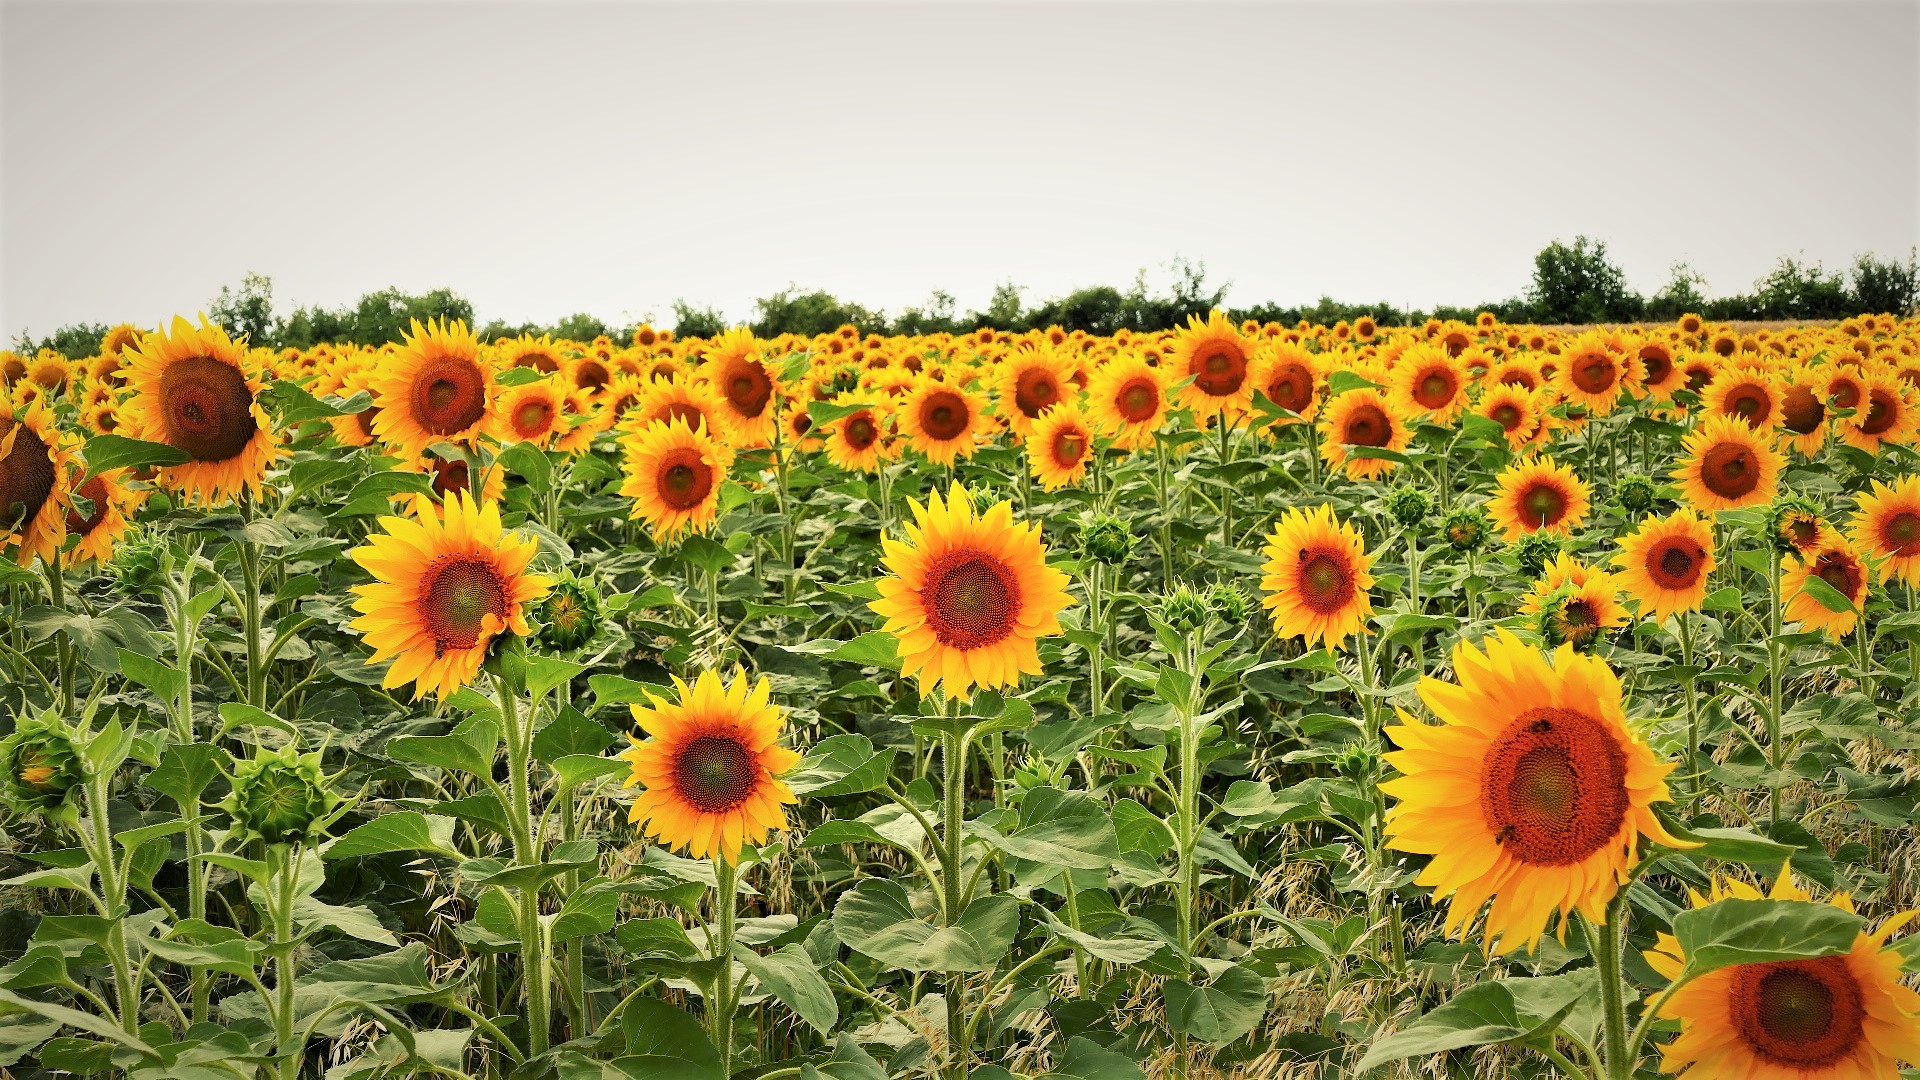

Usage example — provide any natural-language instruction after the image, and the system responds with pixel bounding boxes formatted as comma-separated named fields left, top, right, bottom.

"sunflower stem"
left=938, top=707, right=970, bottom=1080
left=709, top=856, right=740, bottom=1074
left=82, top=767, right=140, bottom=1036
left=1677, top=613, right=1703, bottom=816
left=1216, top=414, right=1234, bottom=549
left=496, top=670, right=550, bottom=1059
left=1766, top=545, right=1784, bottom=826
left=1588, top=902, right=1633, bottom=1080
left=239, top=536, right=268, bottom=709
left=43, top=551, right=74, bottom=716
left=272, top=844, right=304, bottom=1080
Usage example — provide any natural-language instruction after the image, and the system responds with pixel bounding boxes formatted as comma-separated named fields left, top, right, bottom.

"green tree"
left=891, top=290, right=960, bottom=335
left=1645, top=262, right=1709, bottom=321
left=1527, top=236, right=1643, bottom=324
left=13, top=322, right=110, bottom=358
left=547, top=312, right=614, bottom=341
left=671, top=300, right=729, bottom=339
left=1752, top=256, right=1850, bottom=320
left=1848, top=250, right=1919, bottom=314
left=209, top=271, right=277, bottom=346
left=751, top=288, right=885, bottom=338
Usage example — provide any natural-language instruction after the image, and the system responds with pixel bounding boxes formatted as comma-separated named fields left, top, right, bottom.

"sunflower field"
left=5, top=309, right=1920, bottom=1080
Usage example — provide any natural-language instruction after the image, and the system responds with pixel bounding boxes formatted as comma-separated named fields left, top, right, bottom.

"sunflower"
left=1635, top=339, right=1683, bottom=400
left=1555, top=333, right=1628, bottom=416
left=618, top=668, right=801, bottom=865
left=1775, top=365, right=1829, bottom=457
left=0, top=393, right=80, bottom=567
left=1027, top=401, right=1094, bottom=491
left=820, top=394, right=894, bottom=474
left=569, top=352, right=614, bottom=395
left=1381, top=630, right=1688, bottom=954
left=1388, top=345, right=1469, bottom=424
left=26, top=352, right=70, bottom=395
left=394, top=452, right=507, bottom=510
left=867, top=483, right=1074, bottom=700
left=1824, top=367, right=1868, bottom=415
left=992, top=345, right=1077, bottom=438
left=1784, top=538, right=1869, bottom=640
left=898, top=377, right=991, bottom=465
left=99, top=324, right=142, bottom=358
left=1475, top=385, right=1544, bottom=451
left=1838, top=376, right=1914, bottom=454
left=1318, top=387, right=1411, bottom=480
left=1680, top=353, right=1720, bottom=397
left=1258, top=504, right=1375, bottom=650
left=697, top=328, right=780, bottom=448
left=120, top=315, right=281, bottom=506
left=1646, top=870, right=1920, bottom=1080
left=1169, top=310, right=1255, bottom=421
left=1517, top=554, right=1628, bottom=650
left=1252, top=341, right=1323, bottom=424
left=1612, top=510, right=1717, bottom=623
left=63, top=469, right=135, bottom=568
left=1774, top=502, right=1834, bottom=558
left=1488, top=457, right=1591, bottom=541
left=370, top=318, right=498, bottom=460
left=491, top=374, right=567, bottom=448
left=1852, top=475, right=1920, bottom=584
left=1486, top=356, right=1544, bottom=394
left=499, top=334, right=564, bottom=374
left=1703, top=370, right=1778, bottom=430
left=1085, top=354, right=1169, bottom=450
left=624, top=375, right=734, bottom=444
left=347, top=490, right=553, bottom=700
left=1674, top=413, right=1782, bottom=513
left=618, top=417, right=734, bottom=541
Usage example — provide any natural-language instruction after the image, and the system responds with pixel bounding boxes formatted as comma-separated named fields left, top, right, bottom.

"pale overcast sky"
left=3, top=0, right=1916, bottom=338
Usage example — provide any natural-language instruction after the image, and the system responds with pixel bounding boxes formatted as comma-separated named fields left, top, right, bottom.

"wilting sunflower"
left=120, top=315, right=282, bottom=506
left=697, top=328, right=780, bottom=448
left=820, top=394, right=894, bottom=473
left=1169, top=310, right=1255, bottom=421
left=1388, top=345, right=1469, bottom=424
left=1838, top=375, right=1914, bottom=454
left=1027, top=401, right=1094, bottom=491
left=618, top=668, right=801, bottom=865
left=0, top=393, right=80, bottom=567
left=1784, top=538, right=1869, bottom=640
left=370, top=319, right=498, bottom=460
left=1475, top=385, right=1545, bottom=451
left=1852, top=474, right=1920, bottom=584
left=347, top=490, right=553, bottom=700
left=1488, top=457, right=1591, bottom=541
left=1645, top=870, right=1920, bottom=1080
left=1252, top=342, right=1323, bottom=424
left=1612, top=510, right=1717, bottom=623
left=1318, top=386, right=1412, bottom=480
left=1703, top=369, right=1778, bottom=429
left=992, top=345, right=1077, bottom=438
left=1381, top=631, right=1688, bottom=954
left=1086, top=354, right=1169, bottom=450
left=1518, top=554, right=1628, bottom=650
left=619, top=416, right=735, bottom=540
left=1775, top=365, right=1830, bottom=456
left=898, top=377, right=991, bottom=465
left=868, top=483, right=1074, bottom=700
left=491, top=374, right=567, bottom=448
left=63, top=469, right=135, bottom=568
left=1674, top=413, right=1783, bottom=513
left=1555, top=333, right=1628, bottom=416
left=1258, top=504, right=1375, bottom=650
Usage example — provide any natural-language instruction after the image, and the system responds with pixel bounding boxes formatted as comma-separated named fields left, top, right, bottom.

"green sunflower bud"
left=1509, top=530, right=1562, bottom=579
left=536, top=573, right=606, bottom=652
left=1615, top=473, right=1658, bottom=516
left=0, top=713, right=84, bottom=816
left=1078, top=515, right=1135, bottom=565
left=1385, top=485, right=1432, bottom=529
left=1159, top=583, right=1211, bottom=633
left=1206, top=582, right=1251, bottom=627
left=1766, top=494, right=1827, bottom=556
left=1333, top=742, right=1378, bottom=786
left=1441, top=506, right=1492, bottom=554
left=109, top=529, right=169, bottom=594
left=220, top=744, right=344, bottom=847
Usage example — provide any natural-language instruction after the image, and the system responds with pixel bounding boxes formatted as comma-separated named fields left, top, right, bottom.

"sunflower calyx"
left=1508, top=530, right=1562, bottom=579
left=1385, top=485, right=1432, bottom=529
left=1158, top=583, right=1212, bottom=634
left=536, top=573, right=606, bottom=652
left=1615, top=473, right=1658, bottom=516
left=219, top=744, right=347, bottom=847
left=1440, top=506, right=1491, bottom=553
left=1077, top=515, right=1135, bottom=565
left=0, top=712, right=85, bottom=819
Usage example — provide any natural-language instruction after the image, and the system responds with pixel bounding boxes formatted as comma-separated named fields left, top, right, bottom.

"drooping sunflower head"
left=1612, top=509, right=1716, bottom=625
left=617, top=416, right=735, bottom=541
left=120, top=315, right=280, bottom=506
left=1674, top=413, right=1783, bottom=513
left=1026, top=401, right=1094, bottom=492
left=1783, top=537, right=1869, bottom=640
left=347, top=490, right=553, bottom=700
left=1382, top=630, right=1690, bottom=954
left=619, top=668, right=801, bottom=865
left=1317, top=386, right=1411, bottom=480
left=370, top=318, right=496, bottom=459
left=1259, top=504, right=1376, bottom=651
left=868, top=483, right=1075, bottom=700
left=1488, top=457, right=1591, bottom=542
left=1852, top=474, right=1920, bottom=584
left=1520, top=555, right=1628, bottom=651
left=1169, top=309, right=1255, bottom=420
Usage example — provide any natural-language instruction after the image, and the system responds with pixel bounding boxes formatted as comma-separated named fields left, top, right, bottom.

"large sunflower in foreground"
left=1852, top=474, right=1920, bottom=584
left=370, top=318, right=498, bottom=460
left=1612, top=509, right=1717, bottom=623
left=121, top=315, right=281, bottom=506
left=1645, top=871, right=1920, bottom=1079
left=898, top=378, right=991, bottom=465
left=618, top=668, right=801, bottom=865
left=1027, top=401, right=1094, bottom=491
left=1488, top=457, right=1591, bottom=541
left=1674, top=413, right=1782, bottom=513
left=1318, top=386, right=1411, bottom=480
left=1085, top=354, right=1169, bottom=450
left=0, top=393, right=79, bottom=567
left=347, top=490, right=552, bottom=700
left=868, top=483, right=1073, bottom=700
left=1258, top=504, right=1374, bottom=650
left=618, top=416, right=735, bottom=540
left=1381, top=631, right=1688, bottom=954
left=1169, top=310, right=1255, bottom=421
left=1783, top=537, right=1869, bottom=640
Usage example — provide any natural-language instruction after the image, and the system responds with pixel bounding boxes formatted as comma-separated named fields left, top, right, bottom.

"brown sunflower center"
left=723, top=360, right=772, bottom=418
left=1651, top=539, right=1705, bottom=589
left=354, top=406, right=378, bottom=439
left=1830, top=381, right=1862, bottom=410
left=64, top=475, right=111, bottom=536
left=1116, top=379, right=1159, bottom=423
left=844, top=414, right=879, bottom=450
left=409, top=355, right=488, bottom=436
left=655, top=448, right=715, bottom=511
left=420, top=556, right=509, bottom=653
left=672, top=734, right=758, bottom=814
left=158, top=356, right=258, bottom=462
left=0, top=418, right=56, bottom=532
left=1051, top=427, right=1087, bottom=467
left=575, top=359, right=610, bottom=390
left=1815, top=553, right=1863, bottom=600
left=1296, top=550, right=1356, bottom=614
left=660, top=403, right=708, bottom=432
left=513, top=400, right=554, bottom=437
left=923, top=551, right=1021, bottom=650
left=1640, top=350, right=1673, bottom=385
left=1519, top=481, right=1569, bottom=529
left=1571, top=353, right=1617, bottom=395
left=1724, top=384, right=1771, bottom=425
left=1786, top=515, right=1821, bottom=550
left=1684, top=365, right=1715, bottom=393
left=1480, top=707, right=1629, bottom=866
left=1491, top=403, right=1523, bottom=430
left=1883, top=511, right=1920, bottom=555
left=1190, top=343, right=1247, bottom=396
left=516, top=350, right=560, bottom=373
left=1859, top=389, right=1898, bottom=435
left=431, top=459, right=470, bottom=498
left=919, top=390, right=970, bottom=441
left=1340, top=403, right=1391, bottom=447
left=1013, top=368, right=1060, bottom=418
left=1730, top=956, right=1865, bottom=1068
left=1780, top=386, right=1825, bottom=434
left=1701, top=442, right=1760, bottom=499
left=1414, top=369, right=1457, bottom=409
left=1267, top=364, right=1313, bottom=412
left=1499, top=369, right=1538, bottom=391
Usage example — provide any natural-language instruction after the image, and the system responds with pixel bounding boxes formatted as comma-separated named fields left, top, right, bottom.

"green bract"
left=220, top=743, right=346, bottom=846
left=0, top=712, right=84, bottom=815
